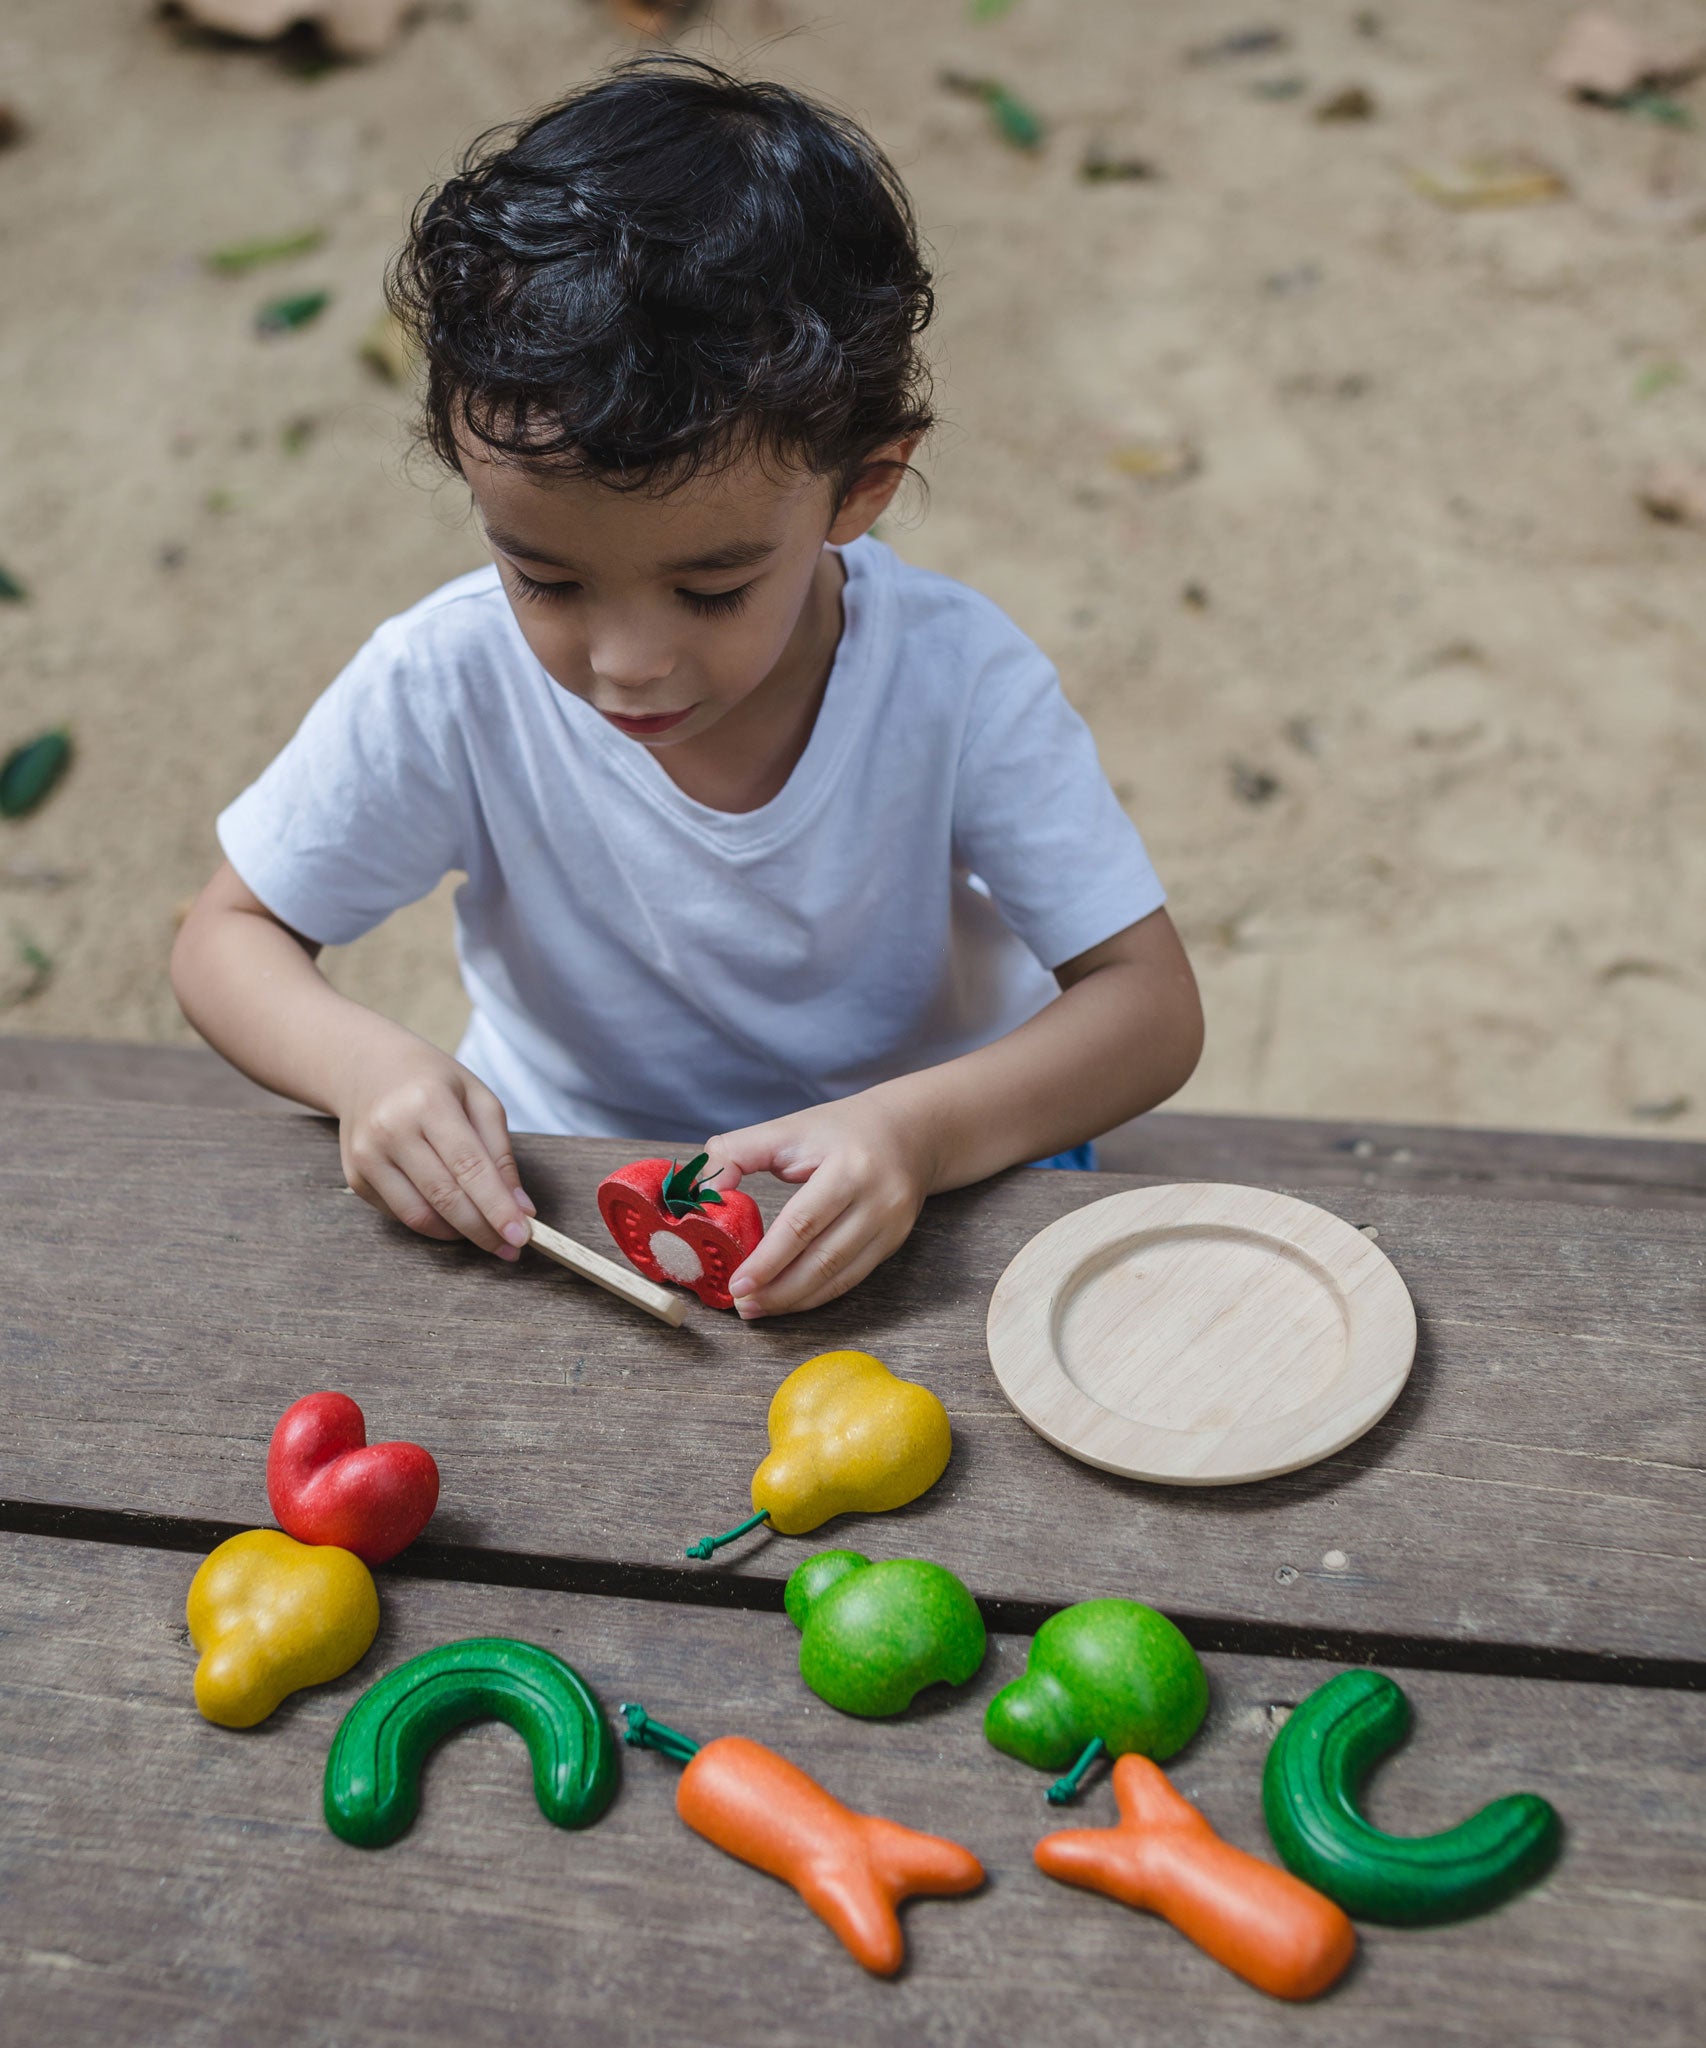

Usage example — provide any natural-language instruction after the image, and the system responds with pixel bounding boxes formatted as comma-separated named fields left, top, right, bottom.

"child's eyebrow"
left=658, top=538, right=779, bottom=575
left=482, top=527, right=779, bottom=578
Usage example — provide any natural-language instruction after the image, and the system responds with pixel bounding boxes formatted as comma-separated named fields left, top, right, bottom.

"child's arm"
left=707, top=906, right=1203, bottom=1319
left=171, top=861, right=535, bottom=1261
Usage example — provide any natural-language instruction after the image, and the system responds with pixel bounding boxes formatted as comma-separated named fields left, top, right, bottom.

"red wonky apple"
left=266, top=1391, right=439, bottom=1565
left=597, top=1152, right=763, bottom=1312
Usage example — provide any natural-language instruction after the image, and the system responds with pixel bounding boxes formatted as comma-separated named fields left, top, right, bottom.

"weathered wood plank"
left=5, top=1035, right=1702, bottom=1208
left=4, top=1101, right=1701, bottom=1662
left=0, top=1034, right=290, bottom=1112
left=1098, top=1110, right=1706, bottom=1211
left=1, top=1534, right=1698, bottom=2047
left=13, top=1032, right=1703, bottom=1204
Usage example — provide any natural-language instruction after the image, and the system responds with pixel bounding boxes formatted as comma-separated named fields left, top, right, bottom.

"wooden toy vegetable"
left=324, top=1638, right=618, bottom=1847
left=598, top=1152, right=762, bottom=1312
left=686, top=1349, right=952, bottom=1560
left=621, top=1703, right=983, bottom=1975
left=1036, top=1754, right=1356, bottom=2001
left=785, top=1550, right=986, bottom=1716
left=985, top=1598, right=1209, bottom=1800
left=1262, top=1669, right=1562, bottom=1924
left=186, top=1529, right=379, bottom=1729
left=267, top=1390, right=440, bottom=1566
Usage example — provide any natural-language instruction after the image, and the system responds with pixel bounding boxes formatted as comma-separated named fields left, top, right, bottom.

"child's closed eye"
left=507, top=568, right=753, bottom=619
left=678, top=582, right=754, bottom=619
left=509, top=567, right=582, bottom=605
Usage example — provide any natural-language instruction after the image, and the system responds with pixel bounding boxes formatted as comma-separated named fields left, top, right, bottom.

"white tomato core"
left=649, top=1230, right=704, bottom=1284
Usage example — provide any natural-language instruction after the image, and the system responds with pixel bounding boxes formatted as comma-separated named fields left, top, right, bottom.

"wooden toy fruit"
left=324, top=1638, right=618, bottom=1847
left=686, top=1350, right=952, bottom=1560
left=785, top=1550, right=986, bottom=1717
left=985, top=1598, right=1208, bottom=1800
left=1036, top=1754, right=1357, bottom=2001
left=598, top=1153, right=763, bottom=1312
left=1262, top=1669, right=1562, bottom=1924
left=621, top=1703, right=983, bottom=1975
left=267, top=1390, right=440, bottom=1566
left=187, top=1529, right=379, bottom=1729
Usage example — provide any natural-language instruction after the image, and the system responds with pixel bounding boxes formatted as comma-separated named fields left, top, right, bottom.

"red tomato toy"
left=597, top=1152, right=763, bottom=1312
left=266, top=1391, right=440, bottom=1565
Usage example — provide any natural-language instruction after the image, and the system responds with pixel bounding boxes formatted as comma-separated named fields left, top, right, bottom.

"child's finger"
left=739, top=1205, right=888, bottom=1317
left=463, top=1085, right=535, bottom=1217
left=393, top=1129, right=520, bottom=1259
left=425, top=1101, right=533, bottom=1247
left=703, top=1119, right=814, bottom=1197
left=728, top=1173, right=851, bottom=1303
left=348, top=1156, right=461, bottom=1243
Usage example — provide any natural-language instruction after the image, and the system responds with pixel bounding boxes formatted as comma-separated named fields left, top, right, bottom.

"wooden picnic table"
left=2, top=1055, right=1702, bottom=2043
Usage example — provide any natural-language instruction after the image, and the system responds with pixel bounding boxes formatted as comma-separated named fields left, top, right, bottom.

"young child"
left=172, top=57, right=1203, bottom=1320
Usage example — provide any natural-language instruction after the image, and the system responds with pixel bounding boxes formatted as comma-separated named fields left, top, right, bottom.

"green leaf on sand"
left=256, top=289, right=331, bottom=336
left=0, top=729, right=72, bottom=820
left=204, top=227, right=327, bottom=276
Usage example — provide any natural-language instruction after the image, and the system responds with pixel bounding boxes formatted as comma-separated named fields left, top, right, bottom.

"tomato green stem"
left=620, top=1701, right=700, bottom=1764
left=1047, top=1735, right=1107, bottom=1805
left=684, top=1509, right=770, bottom=1561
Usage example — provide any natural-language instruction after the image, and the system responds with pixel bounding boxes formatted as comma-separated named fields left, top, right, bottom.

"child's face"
left=459, top=434, right=900, bottom=749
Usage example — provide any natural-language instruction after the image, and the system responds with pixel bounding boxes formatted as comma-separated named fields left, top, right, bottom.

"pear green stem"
left=684, top=1509, right=770, bottom=1561
left=1046, top=1735, right=1107, bottom=1805
left=620, top=1702, right=700, bottom=1764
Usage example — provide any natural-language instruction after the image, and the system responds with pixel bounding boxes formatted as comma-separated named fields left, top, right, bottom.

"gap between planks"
left=5, top=1496, right=1703, bottom=1696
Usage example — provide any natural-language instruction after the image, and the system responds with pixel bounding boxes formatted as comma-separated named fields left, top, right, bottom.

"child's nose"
left=588, top=620, right=675, bottom=691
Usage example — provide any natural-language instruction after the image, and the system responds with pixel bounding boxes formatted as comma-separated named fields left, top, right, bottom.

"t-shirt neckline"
left=538, top=537, right=884, bottom=859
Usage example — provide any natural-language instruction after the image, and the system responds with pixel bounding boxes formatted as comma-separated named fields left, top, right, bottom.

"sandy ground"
left=1, top=0, right=1702, bottom=1137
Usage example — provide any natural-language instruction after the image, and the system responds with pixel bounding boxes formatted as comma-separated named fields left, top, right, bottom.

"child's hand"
left=704, top=1094, right=938, bottom=1318
left=335, top=1040, right=535, bottom=1262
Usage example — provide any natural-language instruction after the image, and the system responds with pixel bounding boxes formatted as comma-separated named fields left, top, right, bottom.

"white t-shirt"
left=218, top=536, right=1165, bottom=1139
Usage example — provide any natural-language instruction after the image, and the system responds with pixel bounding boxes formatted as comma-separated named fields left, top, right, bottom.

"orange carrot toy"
left=622, top=1703, right=983, bottom=1975
left=1035, top=1754, right=1356, bottom=2001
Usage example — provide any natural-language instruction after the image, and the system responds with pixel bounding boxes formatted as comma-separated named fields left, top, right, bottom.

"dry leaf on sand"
left=1406, top=152, right=1568, bottom=210
left=1108, top=438, right=1200, bottom=482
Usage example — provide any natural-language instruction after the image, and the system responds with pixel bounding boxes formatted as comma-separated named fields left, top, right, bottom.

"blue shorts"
left=1027, top=1142, right=1098, bottom=1171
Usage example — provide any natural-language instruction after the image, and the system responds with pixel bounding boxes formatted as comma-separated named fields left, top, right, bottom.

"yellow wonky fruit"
left=757, top=1351, right=953, bottom=1530
left=186, top=1528, right=380, bottom=1729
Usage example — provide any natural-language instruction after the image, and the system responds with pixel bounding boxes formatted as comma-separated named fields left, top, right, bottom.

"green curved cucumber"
left=1263, top=1668, right=1561, bottom=1925
left=324, top=1636, right=618, bottom=1848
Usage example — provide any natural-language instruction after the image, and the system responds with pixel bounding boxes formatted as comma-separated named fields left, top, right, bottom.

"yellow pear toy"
left=186, top=1528, right=380, bottom=1728
left=686, top=1350, right=952, bottom=1560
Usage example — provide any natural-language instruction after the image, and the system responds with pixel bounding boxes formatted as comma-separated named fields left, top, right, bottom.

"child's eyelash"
left=680, top=582, right=754, bottom=618
left=510, top=568, right=580, bottom=604
left=507, top=569, right=754, bottom=619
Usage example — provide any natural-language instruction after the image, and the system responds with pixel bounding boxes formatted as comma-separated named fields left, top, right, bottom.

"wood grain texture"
left=2, top=1534, right=1699, bottom=2048
left=986, top=1184, right=1416, bottom=1484
left=1098, top=1109, right=1706, bottom=1211
left=3, top=1100, right=1703, bottom=1660
left=0, top=1034, right=292, bottom=1112
left=6, top=1035, right=1703, bottom=1209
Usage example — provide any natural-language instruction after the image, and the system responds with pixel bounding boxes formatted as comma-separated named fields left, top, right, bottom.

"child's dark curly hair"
left=388, top=55, right=935, bottom=499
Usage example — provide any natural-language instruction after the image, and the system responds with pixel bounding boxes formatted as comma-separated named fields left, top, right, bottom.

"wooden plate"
left=986, top=1183, right=1416, bottom=1486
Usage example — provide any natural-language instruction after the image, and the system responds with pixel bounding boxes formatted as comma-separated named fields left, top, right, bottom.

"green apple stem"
left=620, top=1702, right=700, bottom=1764
left=1046, top=1735, right=1108, bottom=1805
left=684, top=1509, right=770, bottom=1560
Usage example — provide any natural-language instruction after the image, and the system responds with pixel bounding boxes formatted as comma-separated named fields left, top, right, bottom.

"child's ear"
left=825, top=437, right=920, bottom=545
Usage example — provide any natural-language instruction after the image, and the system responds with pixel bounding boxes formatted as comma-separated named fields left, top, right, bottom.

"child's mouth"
left=603, top=707, right=695, bottom=737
